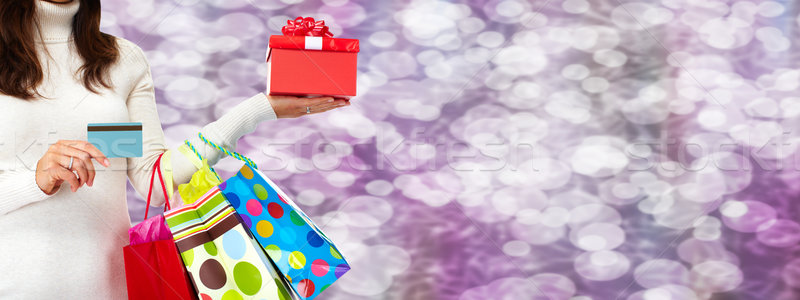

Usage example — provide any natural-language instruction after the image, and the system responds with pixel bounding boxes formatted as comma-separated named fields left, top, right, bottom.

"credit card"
left=87, top=122, right=143, bottom=158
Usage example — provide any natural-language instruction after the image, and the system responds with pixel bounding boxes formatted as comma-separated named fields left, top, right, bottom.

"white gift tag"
left=304, top=36, right=323, bottom=50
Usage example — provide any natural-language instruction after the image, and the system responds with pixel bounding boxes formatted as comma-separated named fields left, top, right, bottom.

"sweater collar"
left=35, top=0, right=80, bottom=43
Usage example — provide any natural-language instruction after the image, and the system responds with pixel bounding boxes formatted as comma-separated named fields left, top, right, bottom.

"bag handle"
left=178, top=132, right=258, bottom=181
left=144, top=152, right=171, bottom=220
left=198, top=132, right=257, bottom=169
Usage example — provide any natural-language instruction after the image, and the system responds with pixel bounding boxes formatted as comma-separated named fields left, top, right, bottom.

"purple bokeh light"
left=115, top=0, right=800, bottom=299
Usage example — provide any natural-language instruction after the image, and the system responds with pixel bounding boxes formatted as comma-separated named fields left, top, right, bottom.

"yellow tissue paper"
left=176, top=145, right=222, bottom=204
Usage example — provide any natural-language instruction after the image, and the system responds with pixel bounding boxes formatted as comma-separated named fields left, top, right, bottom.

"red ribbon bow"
left=282, top=17, right=334, bottom=38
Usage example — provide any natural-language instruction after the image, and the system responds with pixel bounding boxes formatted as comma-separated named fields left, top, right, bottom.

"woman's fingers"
left=312, top=102, right=349, bottom=114
left=59, top=153, right=91, bottom=187
left=308, top=99, right=349, bottom=113
left=53, top=141, right=104, bottom=187
left=76, top=140, right=110, bottom=167
left=310, top=98, right=347, bottom=108
left=52, top=167, right=81, bottom=193
left=300, top=96, right=335, bottom=108
left=64, top=146, right=96, bottom=186
left=310, top=103, right=348, bottom=114
left=57, top=140, right=109, bottom=167
left=54, top=145, right=97, bottom=186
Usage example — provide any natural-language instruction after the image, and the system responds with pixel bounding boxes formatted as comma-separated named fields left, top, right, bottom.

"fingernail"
left=104, top=159, right=110, bottom=166
left=328, top=99, right=334, bottom=102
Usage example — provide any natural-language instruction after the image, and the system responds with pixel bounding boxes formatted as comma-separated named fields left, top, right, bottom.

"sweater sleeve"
left=123, top=42, right=277, bottom=207
left=0, top=169, right=52, bottom=215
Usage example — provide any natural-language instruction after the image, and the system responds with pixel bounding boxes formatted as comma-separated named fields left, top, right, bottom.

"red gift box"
left=267, top=17, right=360, bottom=97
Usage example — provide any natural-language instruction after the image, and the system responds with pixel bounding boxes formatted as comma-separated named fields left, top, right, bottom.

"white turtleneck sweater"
left=0, top=1, right=277, bottom=298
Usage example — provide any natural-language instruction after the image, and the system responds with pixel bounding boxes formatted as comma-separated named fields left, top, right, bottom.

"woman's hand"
left=35, top=140, right=110, bottom=195
left=267, top=95, right=350, bottom=119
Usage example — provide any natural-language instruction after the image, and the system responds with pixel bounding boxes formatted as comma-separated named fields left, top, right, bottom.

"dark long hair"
left=0, top=0, right=119, bottom=99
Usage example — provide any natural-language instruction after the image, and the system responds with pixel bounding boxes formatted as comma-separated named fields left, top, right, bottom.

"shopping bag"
left=164, top=186, right=295, bottom=300
left=221, top=164, right=350, bottom=299
left=124, top=153, right=197, bottom=300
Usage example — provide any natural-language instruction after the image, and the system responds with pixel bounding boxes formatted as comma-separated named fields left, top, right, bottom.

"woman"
left=0, top=0, right=349, bottom=298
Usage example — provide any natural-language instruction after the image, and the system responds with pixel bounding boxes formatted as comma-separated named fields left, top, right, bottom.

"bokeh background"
left=107, top=0, right=800, bottom=299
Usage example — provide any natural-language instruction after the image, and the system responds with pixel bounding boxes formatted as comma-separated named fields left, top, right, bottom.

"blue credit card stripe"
left=88, top=126, right=141, bottom=132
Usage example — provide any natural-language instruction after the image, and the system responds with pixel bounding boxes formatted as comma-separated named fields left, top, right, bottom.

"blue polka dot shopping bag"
left=164, top=186, right=295, bottom=300
left=220, top=164, right=350, bottom=299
